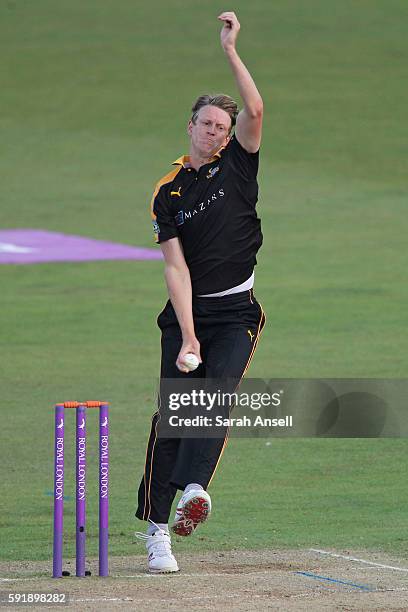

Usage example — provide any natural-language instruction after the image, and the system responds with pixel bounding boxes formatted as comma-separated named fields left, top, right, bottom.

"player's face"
left=188, top=105, right=232, bottom=158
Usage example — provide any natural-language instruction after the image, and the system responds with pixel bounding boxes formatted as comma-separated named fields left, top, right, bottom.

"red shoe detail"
left=172, top=518, right=194, bottom=536
left=172, top=495, right=211, bottom=536
left=183, top=497, right=210, bottom=522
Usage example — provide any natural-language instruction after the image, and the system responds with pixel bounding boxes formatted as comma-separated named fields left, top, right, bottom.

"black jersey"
left=150, top=135, right=263, bottom=295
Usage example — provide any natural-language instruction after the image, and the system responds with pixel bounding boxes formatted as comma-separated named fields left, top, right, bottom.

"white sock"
left=184, top=483, right=204, bottom=494
left=147, top=521, right=168, bottom=536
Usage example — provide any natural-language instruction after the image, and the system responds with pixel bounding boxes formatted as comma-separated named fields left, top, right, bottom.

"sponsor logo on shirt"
left=206, top=166, right=220, bottom=179
left=176, top=189, right=225, bottom=225
left=170, top=187, right=182, bottom=197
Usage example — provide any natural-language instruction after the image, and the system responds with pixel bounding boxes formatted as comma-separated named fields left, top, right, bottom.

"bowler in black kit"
left=135, top=11, right=266, bottom=574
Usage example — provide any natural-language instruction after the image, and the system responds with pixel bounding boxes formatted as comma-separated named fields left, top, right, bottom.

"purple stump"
left=53, top=404, right=65, bottom=578
left=99, top=404, right=109, bottom=576
left=76, top=405, right=87, bottom=577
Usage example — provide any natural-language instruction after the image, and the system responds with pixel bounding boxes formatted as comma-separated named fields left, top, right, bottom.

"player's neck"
left=188, top=145, right=218, bottom=171
left=187, top=153, right=212, bottom=171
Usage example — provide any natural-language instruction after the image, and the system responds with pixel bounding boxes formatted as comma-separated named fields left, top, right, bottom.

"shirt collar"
left=172, top=149, right=223, bottom=168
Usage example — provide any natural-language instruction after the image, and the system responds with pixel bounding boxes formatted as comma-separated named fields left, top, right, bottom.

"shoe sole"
left=172, top=495, right=211, bottom=537
left=149, top=567, right=180, bottom=574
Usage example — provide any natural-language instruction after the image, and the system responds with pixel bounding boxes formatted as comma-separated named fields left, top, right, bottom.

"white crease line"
left=310, top=549, right=408, bottom=573
left=117, top=572, right=273, bottom=578
left=75, top=598, right=133, bottom=603
left=0, top=571, right=278, bottom=582
left=0, top=578, right=56, bottom=582
left=74, top=594, right=260, bottom=603
left=0, top=578, right=34, bottom=582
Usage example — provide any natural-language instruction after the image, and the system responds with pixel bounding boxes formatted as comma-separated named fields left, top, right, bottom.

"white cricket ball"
left=183, top=353, right=199, bottom=371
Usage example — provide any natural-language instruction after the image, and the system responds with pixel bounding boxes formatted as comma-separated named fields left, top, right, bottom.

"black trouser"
left=136, top=289, right=266, bottom=523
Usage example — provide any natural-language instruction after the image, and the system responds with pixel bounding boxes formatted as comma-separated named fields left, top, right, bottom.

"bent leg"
left=171, top=302, right=266, bottom=489
left=136, top=325, right=204, bottom=522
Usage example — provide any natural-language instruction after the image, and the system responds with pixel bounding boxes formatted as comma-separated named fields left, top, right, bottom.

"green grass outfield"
left=1, top=0, right=407, bottom=563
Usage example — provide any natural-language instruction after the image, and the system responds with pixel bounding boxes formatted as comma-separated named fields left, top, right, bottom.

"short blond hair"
left=191, top=94, right=238, bottom=133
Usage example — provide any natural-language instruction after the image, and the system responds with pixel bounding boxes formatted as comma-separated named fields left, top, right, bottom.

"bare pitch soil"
left=1, top=549, right=407, bottom=611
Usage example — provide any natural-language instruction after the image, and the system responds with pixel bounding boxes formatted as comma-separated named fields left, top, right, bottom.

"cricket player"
left=136, top=11, right=265, bottom=572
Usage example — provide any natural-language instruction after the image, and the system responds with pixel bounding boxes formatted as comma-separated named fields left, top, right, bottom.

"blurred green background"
left=1, top=0, right=407, bottom=565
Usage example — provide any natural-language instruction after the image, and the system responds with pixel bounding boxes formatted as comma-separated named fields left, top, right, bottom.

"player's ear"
left=187, top=120, right=193, bottom=136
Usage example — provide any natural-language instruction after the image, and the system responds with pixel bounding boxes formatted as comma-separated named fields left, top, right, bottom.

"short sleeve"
left=151, top=186, right=180, bottom=244
left=227, top=134, right=259, bottom=181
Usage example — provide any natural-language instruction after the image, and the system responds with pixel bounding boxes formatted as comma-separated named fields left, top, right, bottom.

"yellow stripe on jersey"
left=149, top=166, right=183, bottom=242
